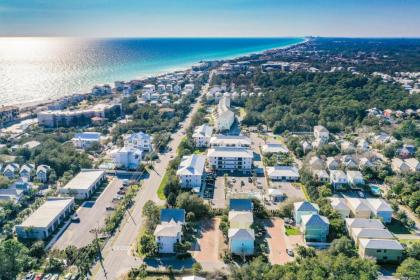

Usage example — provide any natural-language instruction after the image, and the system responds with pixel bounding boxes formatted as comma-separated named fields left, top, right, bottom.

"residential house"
left=230, top=199, right=253, bottom=212
left=154, top=209, right=185, bottom=254
left=300, top=214, right=329, bottom=242
left=0, top=188, right=24, bottom=203
left=3, top=163, right=19, bottom=179
left=350, top=227, right=394, bottom=246
left=366, top=198, right=393, bottom=224
left=176, top=154, right=206, bottom=192
left=357, top=139, right=370, bottom=151
left=215, top=97, right=234, bottom=131
left=192, top=124, right=213, bottom=148
left=345, top=197, right=372, bottom=219
left=309, top=156, right=324, bottom=170
left=125, top=132, right=152, bottom=152
left=345, top=218, right=385, bottom=233
left=359, top=158, right=373, bottom=169
left=326, top=157, right=340, bottom=170
left=347, top=171, right=365, bottom=186
left=391, top=158, right=412, bottom=173
left=72, top=132, right=101, bottom=149
left=341, top=141, right=355, bottom=154
left=36, top=165, right=50, bottom=183
left=294, top=201, right=319, bottom=225
left=268, top=188, right=285, bottom=202
left=312, top=169, right=329, bottom=183
left=229, top=211, right=253, bottom=229
left=313, top=125, right=329, bottom=144
left=266, top=166, right=299, bottom=181
left=330, top=170, right=348, bottom=189
left=112, top=147, right=143, bottom=170
left=228, top=228, right=255, bottom=256
left=405, top=158, right=420, bottom=172
left=358, top=239, right=403, bottom=263
left=19, top=163, right=35, bottom=180
left=329, top=197, right=351, bottom=218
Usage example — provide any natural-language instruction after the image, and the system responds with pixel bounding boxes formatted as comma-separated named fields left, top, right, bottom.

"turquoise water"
left=0, top=37, right=303, bottom=106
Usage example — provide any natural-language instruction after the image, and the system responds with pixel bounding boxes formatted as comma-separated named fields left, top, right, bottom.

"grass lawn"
left=386, top=219, right=412, bottom=234
left=157, top=171, right=169, bottom=200
left=285, top=225, right=301, bottom=236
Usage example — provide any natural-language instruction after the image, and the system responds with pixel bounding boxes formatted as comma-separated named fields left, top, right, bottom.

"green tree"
left=395, top=258, right=420, bottom=279
left=175, top=193, right=210, bottom=220
left=0, top=239, right=34, bottom=280
left=139, top=234, right=158, bottom=257
left=328, top=237, right=356, bottom=257
left=142, top=200, right=160, bottom=232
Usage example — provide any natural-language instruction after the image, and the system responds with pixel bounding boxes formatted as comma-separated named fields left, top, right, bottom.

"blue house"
left=160, top=208, right=186, bottom=224
left=294, top=201, right=319, bottom=224
left=229, top=199, right=253, bottom=212
left=228, top=228, right=255, bottom=256
left=300, top=214, right=329, bottom=242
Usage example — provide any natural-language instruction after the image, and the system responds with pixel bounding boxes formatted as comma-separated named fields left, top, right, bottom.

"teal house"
left=228, top=228, right=255, bottom=256
left=300, top=214, right=329, bottom=242
left=294, top=201, right=319, bottom=224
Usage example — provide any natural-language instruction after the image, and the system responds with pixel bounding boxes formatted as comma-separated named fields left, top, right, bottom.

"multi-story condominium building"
left=192, top=124, right=213, bottom=147
left=207, top=147, right=253, bottom=174
left=215, top=96, right=234, bottom=131
left=176, top=154, right=206, bottom=191
left=209, top=135, right=251, bottom=148
left=124, top=131, right=152, bottom=152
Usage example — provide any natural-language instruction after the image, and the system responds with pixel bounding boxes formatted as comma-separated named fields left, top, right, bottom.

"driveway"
left=53, top=178, right=122, bottom=249
left=265, top=218, right=292, bottom=265
left=191, top=218, right=226, bottom=271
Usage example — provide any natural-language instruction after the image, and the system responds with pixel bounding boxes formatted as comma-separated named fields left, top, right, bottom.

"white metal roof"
left=207, top=147, right=253, bottom=158
left=267, top=166, right=299, bottom=177
left=359, top=238, right=403, bottom=250
left=176, top=154, right=206, bottom=176
left=62, top=170, right=105, bottom=191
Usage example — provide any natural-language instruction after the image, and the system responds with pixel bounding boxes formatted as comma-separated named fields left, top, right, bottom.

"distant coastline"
left=0, top=37, right=306, bottom=110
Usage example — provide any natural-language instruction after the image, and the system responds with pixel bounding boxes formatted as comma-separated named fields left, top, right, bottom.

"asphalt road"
left=53, top=178, right=123, bottom=250
left=93, top=89, right=206, bottom=280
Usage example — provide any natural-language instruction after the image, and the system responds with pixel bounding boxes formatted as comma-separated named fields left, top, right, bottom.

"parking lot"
left=53, top=178, right=124, bottom=249
left=265, top=218, right=292, bottom=265
left=266, top=182, right=306, bottom=209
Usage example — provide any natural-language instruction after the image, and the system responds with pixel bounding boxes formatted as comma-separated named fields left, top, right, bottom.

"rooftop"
left=62, top=170, right=105, bottom=191
left=228, top=228, right=255, bottom=240
left=207, top=147, right=253, bottom=158
left=176, top=155, right=206, bottom=176
left=230, top=199, right=253, bottom=212
left=359, top=238, right=403, bottom=250
left=345, top=218, right=385, bottom=229
left=19, top=198, right=74, bottom=228
left=267, top=166, right=299, bottom=177
left=160, top=208, right=186, bottom=224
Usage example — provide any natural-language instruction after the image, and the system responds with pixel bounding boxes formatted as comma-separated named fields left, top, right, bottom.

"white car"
left=357, top=191, right=365, bottom=198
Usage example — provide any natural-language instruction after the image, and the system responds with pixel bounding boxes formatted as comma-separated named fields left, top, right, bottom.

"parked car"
left=286, top=249, right=294, bottom=257
left=248, top=177, right=253, bottom=183
left=122, top=179, right=129, bottom=187
left=43, top=274, right=52, bottom=280
left=34, top=274, right=43, bottom=280
left=106, top=206, right=115, bottom=211
left=231, top=178, right=236, bottom=183
left=357, top=191, right=365, bottom=198
left=117, top=190, right=126, bottom=195
left=25, top=272, right=35, bottom=280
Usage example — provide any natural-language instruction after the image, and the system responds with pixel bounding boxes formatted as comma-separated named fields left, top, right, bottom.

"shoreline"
left=15, top=38, right=309, bottom=112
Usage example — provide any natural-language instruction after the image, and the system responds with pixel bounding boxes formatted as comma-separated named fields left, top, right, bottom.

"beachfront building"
left=154, top=209, right=185, bottom=254
left=37, top=103, right=122, bottom=128
left=266, top=166, right=299, bottom=181
left=176, top=154, right=206, bottom=191
left=209, top=135, right=251, bottom=148
left=192, top=124, right=213, bottom=147
left=366, top=198, right=393, bottom=223
left=15, top=197, right=75, bottom=239
left=0, top=105, right=19, bottom=126
left=71, top=132, right=101, bottom=149
left=60, top=170, right=106, bottom=199
left=124, top=132, right=152, bottom=152
left=300, top=214, right=329, bottom=242
left=112, top=147, right=143, bottom=170
left=294, top=201, right=319, bottom=225
left=207, top=147, right=253, bottom=174
left=215, top=96, right=234, bottom=131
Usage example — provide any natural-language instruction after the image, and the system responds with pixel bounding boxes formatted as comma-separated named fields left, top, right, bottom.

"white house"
left=215, top=96, right=234, bottom=131
left=266, top=166, right=299, bottom=181
left=347, top=170, right=365, bottom=186
left=345, top=218, right=385, bottom=233
left=154, top=208, right=185, bottom=254
left=312, top=169, right=329, bottom=183
left=261, top=143, right=289, bottom=155
left=112, top=147, right=143, bottom=170
left=192, top=124, right=213, bottom=147
left=330, top=170, right=348, bottom=189
left=36, top=165, right=50, bottom=183
left=329, top=197, right=351, bottom=218
left=15, top=197, right=75, bottom=239
left=60, top=170, right=106, bottom=199
left=366, top=198, right=393, bottom=224
left=72, top=132, right=101, bottom=149
left=176, top=154, right=206, bottom=191
left=207, top=147, right=253, bottom=174
left=124, top=132, right=152, bottom=152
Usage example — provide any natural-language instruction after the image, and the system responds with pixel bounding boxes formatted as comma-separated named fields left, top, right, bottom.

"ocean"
left=0, top=37, right=303, bottom=106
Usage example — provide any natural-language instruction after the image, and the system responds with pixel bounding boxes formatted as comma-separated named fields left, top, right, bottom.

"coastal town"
left=0, top=37, right=419, bottom=280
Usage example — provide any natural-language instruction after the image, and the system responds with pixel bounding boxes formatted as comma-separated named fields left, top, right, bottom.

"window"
left=376, top=249, right=381, bottom=253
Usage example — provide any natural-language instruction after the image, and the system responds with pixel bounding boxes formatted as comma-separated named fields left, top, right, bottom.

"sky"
left=0, top=0, right=419, bottom=37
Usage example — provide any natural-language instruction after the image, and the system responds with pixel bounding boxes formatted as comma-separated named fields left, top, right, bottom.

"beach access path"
left=92, top=87, right=206, bottom=280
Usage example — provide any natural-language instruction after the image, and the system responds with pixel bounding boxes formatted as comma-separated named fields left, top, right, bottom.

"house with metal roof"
left=345, top=197, right=372, bottom=219
left=176, top=154, right=206, bottom=191
left=160, top=209, right=186, bottom=224
left=329, top=197, right=351, bottom=218
left=193, top=124, right=213, bottom=147
left=350, top=227, right=394, bottom=245
left=154, top=208, right=185, bottom=254
left=261, top=143, right=289, bottom=155
left=229, top=211, right=253, bottom=229
left=366, top=198, right=393, bottom=223
left=300, top=214, right=329, bottom=242
left=358, top=239, right=404, bottom=263
left=345, top=218, right=385, bottom=233
left=228, top=228, right=255, bottom=256
left=294, top=201, right=319, bottom=224
left=60, top=170, right=106, bottom=199
left=267, top=166, right=299, bottom=181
